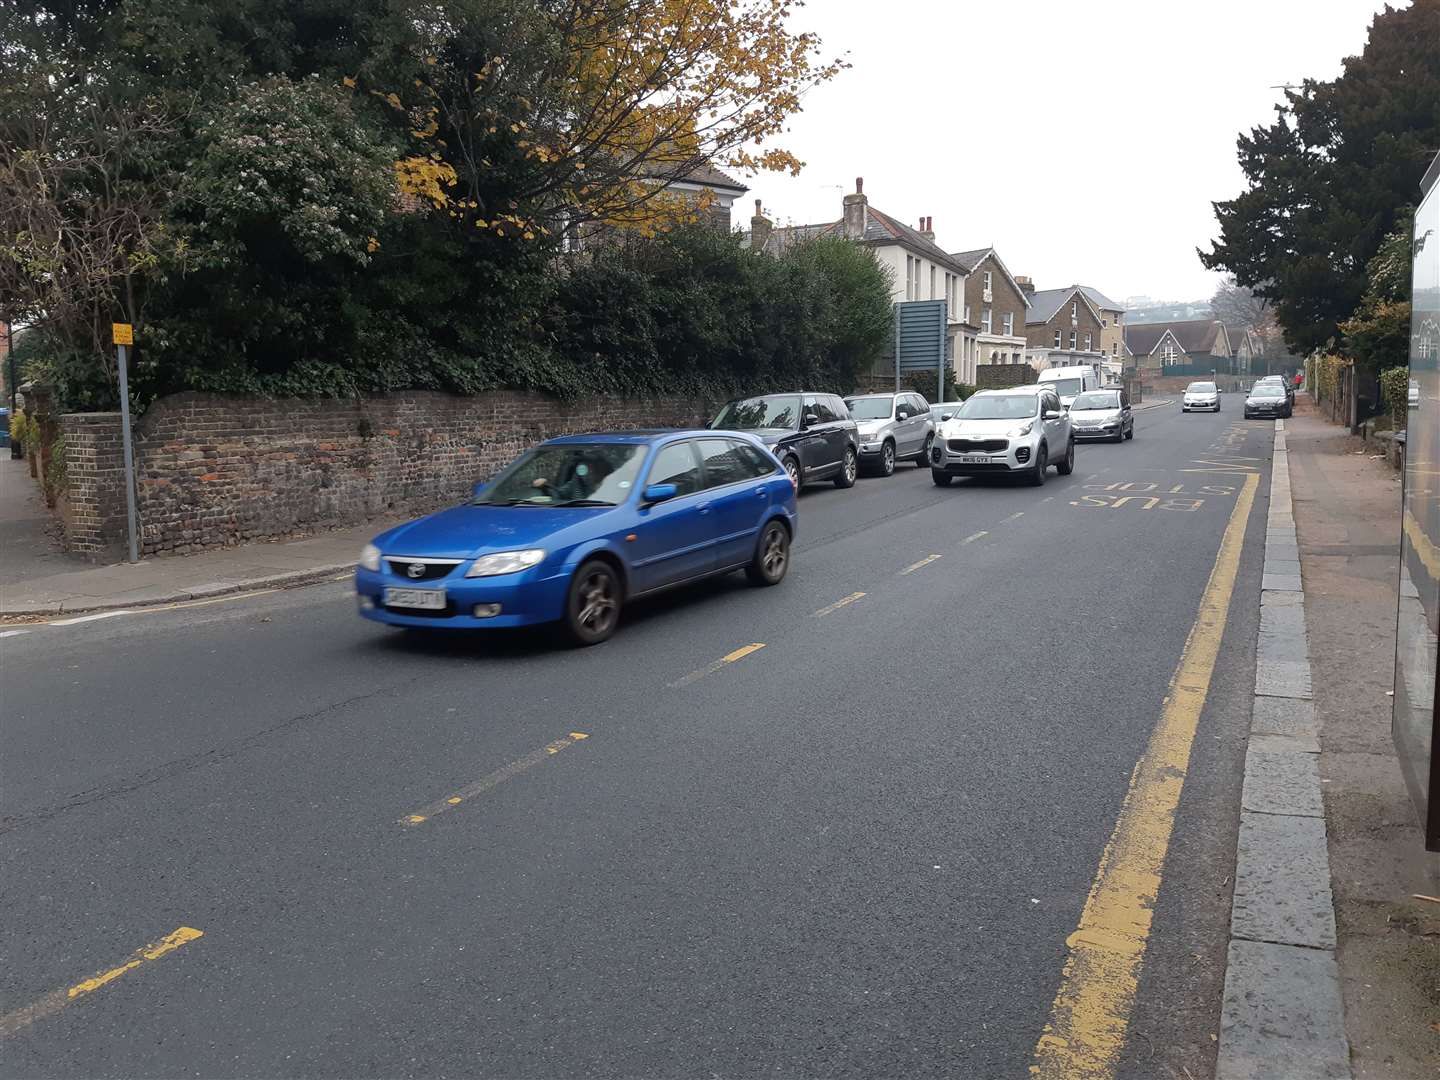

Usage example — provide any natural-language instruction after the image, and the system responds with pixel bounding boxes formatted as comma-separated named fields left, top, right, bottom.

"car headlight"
left=1008, top=421, right=1034, bottom=438
left=360, top=543, right=382, bottom=571
left=465, top=549, right=547, bottom=577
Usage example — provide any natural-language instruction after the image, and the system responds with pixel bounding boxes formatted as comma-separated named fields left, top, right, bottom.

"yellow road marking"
left=400, top=732, right=591, bottom=826
left=668, top=642, right=767, bottom=686
left=1403, top=509, right=1440, bottom=579
left=1030, top=470, right=1258, bottom=1079
left=0, top=927, right=203, bottom=1039
left=1181, top=459, right=1260, bottom=474
left=899, top=554, right=943, bottom=575
left=960, top=531, right=988, bottom=545
left=811, top=592, right=867, bottom=617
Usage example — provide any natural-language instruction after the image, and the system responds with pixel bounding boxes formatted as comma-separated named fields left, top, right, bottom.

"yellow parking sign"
left=112, top=323, right=133, bottom=346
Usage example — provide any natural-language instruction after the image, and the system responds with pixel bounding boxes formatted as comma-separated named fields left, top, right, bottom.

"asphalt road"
left=0, top=402, right=1274, bottom=1079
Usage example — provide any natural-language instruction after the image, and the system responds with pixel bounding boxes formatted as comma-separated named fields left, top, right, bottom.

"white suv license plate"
left=384, top=587, right=447, bottom=610
left=958, top=454, right=991, bottom=464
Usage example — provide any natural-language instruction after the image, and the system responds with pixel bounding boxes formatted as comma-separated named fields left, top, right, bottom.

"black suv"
left=710, top=393, right=859, bottom=490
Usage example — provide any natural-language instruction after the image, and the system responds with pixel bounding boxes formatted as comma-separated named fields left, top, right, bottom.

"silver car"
left=1181, top=381, right=1221, bottom=412
left=1069, top=387, right=1134, bottom=442
left=842, top=392, right=935, bottom=476
left=929, top=386, right=1075, bottom=487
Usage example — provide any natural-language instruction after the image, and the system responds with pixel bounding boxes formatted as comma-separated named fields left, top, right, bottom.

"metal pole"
left=5, top=321, right=17, bottom=459
left=116, top=342, right=139, bottom=563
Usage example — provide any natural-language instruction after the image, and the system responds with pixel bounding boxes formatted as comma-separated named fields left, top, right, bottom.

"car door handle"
left=754, top=486, right=768, bottom=498
left=697, top=503, right=710, bottom=513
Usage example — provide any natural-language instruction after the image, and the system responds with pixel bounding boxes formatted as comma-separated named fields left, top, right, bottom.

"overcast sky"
left=746, top=0, right=1397, bottom=304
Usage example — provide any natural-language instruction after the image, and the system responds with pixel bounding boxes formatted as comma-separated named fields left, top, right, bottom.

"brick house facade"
left=952, top=248, right=1030, bottom=367
left=1024, top=286, right=1107, bottom=356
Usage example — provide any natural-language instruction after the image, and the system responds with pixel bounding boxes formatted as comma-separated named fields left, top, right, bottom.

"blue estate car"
left=356, top=430, right=798, bottom=644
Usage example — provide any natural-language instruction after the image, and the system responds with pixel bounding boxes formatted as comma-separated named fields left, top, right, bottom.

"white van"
left=1037, top=365, right=1101, bottom=409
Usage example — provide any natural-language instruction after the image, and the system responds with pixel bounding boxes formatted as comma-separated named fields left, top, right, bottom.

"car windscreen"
left=712, top=395, right=803, bottom=430
left=1251, top=386, right=1286, bottom=399
left=1187, top=382, right=1217, bottom=393
left=956, top=395, right=1039, bottom=420
left=843, top=397, right=894, bottom=420
left=475, top=444, right=646, bottom=507
left=1071, top=392, right=1120, bottom=410
left=1046, top=378, right=1083, bottom=397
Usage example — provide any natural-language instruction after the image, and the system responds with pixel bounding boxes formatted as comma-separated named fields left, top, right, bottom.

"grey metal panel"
left=894, top=300, right=947, bottom=372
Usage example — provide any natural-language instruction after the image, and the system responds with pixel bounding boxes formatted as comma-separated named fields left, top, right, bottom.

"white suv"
left=929, top=386, right=1075, bottom=486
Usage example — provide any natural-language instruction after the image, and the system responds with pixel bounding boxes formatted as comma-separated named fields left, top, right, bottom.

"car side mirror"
left=938, top=411, right=953, bottom=422
left=803, top=412, right=820, bottom=427
left=896, top=409, right=910, bottom=421
left=1043, top=409, right=1063, bottom=420
left=642, top=482, right=679, bottom=504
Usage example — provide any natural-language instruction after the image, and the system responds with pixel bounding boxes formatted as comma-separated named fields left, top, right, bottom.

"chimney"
left=749, top=198, right=772, bottom=252
left=919, top=215, right=935, bottom=242
left=842, top=176, right=867, bottom=240
left=1015, top=274, right=1036, bottom=299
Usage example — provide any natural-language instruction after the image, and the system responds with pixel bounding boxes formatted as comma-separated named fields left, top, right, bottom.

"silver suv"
left=930, top=386, right=1075, bottom=486
left=842, top=392, right=935, bottom=476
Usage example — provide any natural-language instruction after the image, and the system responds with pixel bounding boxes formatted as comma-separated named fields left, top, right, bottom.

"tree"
left=381, top=0, right=846, bottom=242
left=1339, top=208, right=1414, bottom=380
left=1210, top=278, right=1283, bottom=358
left=1199, top=0, right=1440, bottom=354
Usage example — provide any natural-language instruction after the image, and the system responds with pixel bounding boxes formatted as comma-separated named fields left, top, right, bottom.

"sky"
left=744, top=0, right=1398, bottom=304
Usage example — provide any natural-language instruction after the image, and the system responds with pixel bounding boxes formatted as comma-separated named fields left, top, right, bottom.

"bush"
left=1379, top=366, right=1410, bottom=426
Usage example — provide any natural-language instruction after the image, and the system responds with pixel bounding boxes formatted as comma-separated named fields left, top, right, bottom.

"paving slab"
left=1255, top=658, right=1313, bottom=699
left=1262, top=558, right=1302, bottom=578
left=1231, top=812, right=1337, bottom=948
left=1242, top=748, right=1325, bottom=817
left=1249, top=731, right=1321, bottom=755
left=1218, top=939, right=1350, bottom=1079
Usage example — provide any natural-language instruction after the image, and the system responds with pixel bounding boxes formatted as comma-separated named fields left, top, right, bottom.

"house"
left=950, top=248, right=1030, bottom=369
left=1125, top=319, right=1234, bottom=375
left=1075, top=286, right=1128, bottom=364
left=1023, top=285, right=1108, bottom=370
left=745, top=179, right=980, bottom=386
left=1225, top=325, right=1260, bottom=376
left=560, top=160, right=749, bottom=251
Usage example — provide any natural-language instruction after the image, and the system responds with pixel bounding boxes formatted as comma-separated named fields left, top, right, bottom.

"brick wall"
left=58, top=390, right=711, bottom=559
left=974, top=364, right=1038, bottom=390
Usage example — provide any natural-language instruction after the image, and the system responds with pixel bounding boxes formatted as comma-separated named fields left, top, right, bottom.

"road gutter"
left=1217, top=419, right=1352, bottom=1079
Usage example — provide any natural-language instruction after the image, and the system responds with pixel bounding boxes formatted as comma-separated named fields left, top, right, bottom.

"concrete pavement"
left=2, top=403, right=1272, bottom=1077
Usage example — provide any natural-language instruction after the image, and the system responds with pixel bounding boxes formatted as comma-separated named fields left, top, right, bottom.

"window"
left=828, top=395, right=849, bottom=420
left=1083, top=333, right=1092, bottom=351
left=713, top=395, right=801, bottom=430
left=1002, top=312, right=1014, bottom=335
left=1102, top=318, right=1108, bottom=327
left=1119, top=389, right=1130, bottom=407
left=1112, top=342, right=1118, bottom=356
left=1069, top=331, right=1077, bottom=349
left=911, top=394, right=930, bottom=415
left=1070, top=300, right=1078, bottom=320
left=930, top=265, right=937, bottom=300
left=806, top=396, right=837, bottom=423
left=699, top=439, right=761, bottom=487
left=1053, top=330, right=1062, bottom=348
left=963, top=304, right=971, bottom=323
left=983, top=270, right=993, bottom=290
left=647, top=442, right=703, bottom=495
left=981, top=305, right=992, bottom=332
left=904, top=256, right=912, bottom=300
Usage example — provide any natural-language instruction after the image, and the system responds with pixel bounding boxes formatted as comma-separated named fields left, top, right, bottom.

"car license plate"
left=959, top=454, right=991, bottom=464
left=384, top=587, right=446, bottom=610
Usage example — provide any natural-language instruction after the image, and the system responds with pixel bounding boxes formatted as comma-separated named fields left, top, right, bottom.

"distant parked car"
left=1408, top=379, right=1420, bottom=410
left=356, top=431, right=798, bottom=645
left=929, top=385, right=1074, bottom=486
left=1255, top=374, right=1295, bottom=408
left=842, top=392, right=934, bottom=475
left=1244, top=383, right=1291, bottom=419
left=1069, top=387, right=1134, bottom=442
left=710, top=393, right=858, bottom=491
left=1181, top=381, right=1221, bottom=412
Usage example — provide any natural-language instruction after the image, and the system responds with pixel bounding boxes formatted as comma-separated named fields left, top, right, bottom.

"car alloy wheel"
left=747, top=521, right=790, bottom=586
left=783, top=456, right=801, bottom=491
left=1057, top=438, right=1075, bottom=475
left=918, top=434, right=933, bottom=466
left=564, top=560, right=621, bottom=645
left=880, top=441, right=895, bottom=476
left=834, top=447, right=857, bottom=488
